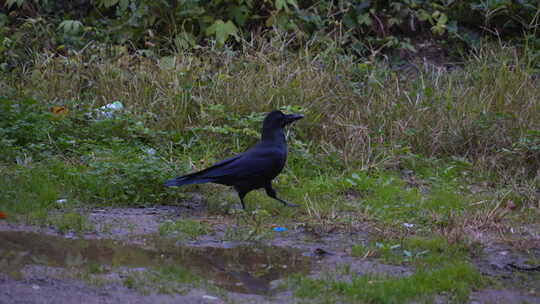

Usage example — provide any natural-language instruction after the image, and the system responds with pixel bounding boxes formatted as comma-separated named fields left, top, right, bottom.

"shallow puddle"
left=0, top=231, right=311, bottom=295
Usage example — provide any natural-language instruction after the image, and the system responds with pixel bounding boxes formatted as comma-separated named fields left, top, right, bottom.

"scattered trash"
left=32, top=285, right=40, bottom=290
left=0, top=211, right=6, bottom=219
left=202, top=295, right=219, bottom=301
left=56, top=199, right=68, bottom=205
left=143, top=147, right=156, bottom=156
left=16, top=154, right=33, bottom=167
left=403, top=223, right=414, bottom=228
left=51, top=106, right=68, bottom=116
left=94, top=101, right=124, bottom=119
left=273, top=226, right=287, bottom=232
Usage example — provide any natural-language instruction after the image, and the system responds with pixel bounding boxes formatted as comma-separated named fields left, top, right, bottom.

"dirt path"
left=1, top=207, right=539, bottom=303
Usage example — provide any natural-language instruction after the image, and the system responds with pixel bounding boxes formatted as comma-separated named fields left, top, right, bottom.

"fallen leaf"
left=51, top=106, right=69, bottom=116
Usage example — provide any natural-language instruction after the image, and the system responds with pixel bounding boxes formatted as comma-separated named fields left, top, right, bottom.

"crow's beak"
left=284, top=114, right=304, bottom=125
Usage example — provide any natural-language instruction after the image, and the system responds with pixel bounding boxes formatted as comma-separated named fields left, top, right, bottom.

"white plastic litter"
left=95, top=101, right=124, bottom=119
left=144, top=147, right=157, bottom=156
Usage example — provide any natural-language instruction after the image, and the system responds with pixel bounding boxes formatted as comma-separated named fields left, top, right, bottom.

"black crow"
left=165, top=110, right=304, bottom=209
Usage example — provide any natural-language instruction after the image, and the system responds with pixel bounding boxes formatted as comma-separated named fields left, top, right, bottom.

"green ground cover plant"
left=295, top=236, right=484, bottom=303
left=159, top=218, right=209, bottom=240
left=292, top=260, right=483, bottom=303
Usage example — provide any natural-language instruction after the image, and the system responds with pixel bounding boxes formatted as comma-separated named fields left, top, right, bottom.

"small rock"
left=506, top=200, right=517, bottom=210
left=401, top=169, right=414, bottom=175
left=314, top=248, right=334, bottom=256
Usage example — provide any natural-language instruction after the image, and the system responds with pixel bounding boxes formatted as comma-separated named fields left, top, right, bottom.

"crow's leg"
left=235, top=187, right=247, bottom=210
left=264, top=183, right=298, bottom=207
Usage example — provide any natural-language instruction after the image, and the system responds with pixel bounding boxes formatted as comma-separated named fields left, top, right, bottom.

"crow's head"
left=264, top=110, right=304, bottom=129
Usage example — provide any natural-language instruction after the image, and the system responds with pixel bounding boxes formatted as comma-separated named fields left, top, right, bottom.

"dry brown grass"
left=4, top=37, right=540, bottom=213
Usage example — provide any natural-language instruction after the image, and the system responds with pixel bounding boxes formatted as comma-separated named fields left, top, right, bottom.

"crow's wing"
left=164, top=153, right=243, bottom=186
left=202, top=145, right=286, bottom=183
left=165, top=144, right=286, bottom=187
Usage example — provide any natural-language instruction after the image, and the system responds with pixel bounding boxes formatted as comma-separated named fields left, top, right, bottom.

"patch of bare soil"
left=474, top=244, right=540, bottom=300
left=2, top=207, right=540, bottom=303
left=469, top=289, right=540, bottom=304
left=0, top=276, right=231, bottom=304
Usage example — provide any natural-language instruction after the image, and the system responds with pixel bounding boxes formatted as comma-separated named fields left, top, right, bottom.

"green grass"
left=296, top=236, right=484, bottom=303
left=292, top=261, right=483, bottom=303
left=123, top=265, right=201, bottom=295
left=159, top=219, right=209, bottom=240
left=343, top=167, right=481, bottom=226
left=52, top=212, right=94, bottom=235
left=351, top=236, right=474, bottom=266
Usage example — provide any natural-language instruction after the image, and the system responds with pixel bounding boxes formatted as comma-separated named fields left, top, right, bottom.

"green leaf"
left=5, top=0, right=24, bottom=8
left=343, top=14, right=357, bottom=29
left=118, top=0, right=129, bottom=12
left=345, top=178, right=357, bottom=186
left=99, top=0, right=119, bottom=8
left=0, top=13, right=7, bottom=27
left=228, top=5, right=250, bottom=26
left=205, top=20, right=239, bottom=46
left=266, top=11, right=295, bottom=29
left=174, top=32, right=197, bottom=50
left=58, top=20, right=84, bottom=34
left=287, top=0, right=298, bottom=9
left=275, top=0, right=286, bottom=11
left=417, top=9, right=432, bottom=22
left=275, top=0, right=297, bottom=11
left=357, top=13, right=372, bottom=26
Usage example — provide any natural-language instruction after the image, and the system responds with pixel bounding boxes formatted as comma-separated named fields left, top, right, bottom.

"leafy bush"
left=0, top=96, right=186, bottom=208
left=1, top=0, right=538, bottom=62
left=0, top=97, right=164, bottom=161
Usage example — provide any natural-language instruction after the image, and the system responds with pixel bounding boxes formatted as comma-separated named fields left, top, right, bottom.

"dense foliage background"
left=1, top=0, right=539, bottom=68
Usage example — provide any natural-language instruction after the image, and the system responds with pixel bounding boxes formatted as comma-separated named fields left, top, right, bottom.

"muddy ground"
left=1, top=206, right=539, bottom=304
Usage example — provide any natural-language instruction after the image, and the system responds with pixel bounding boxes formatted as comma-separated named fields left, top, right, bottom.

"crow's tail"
left=164, top=175, right=215, bottom=187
